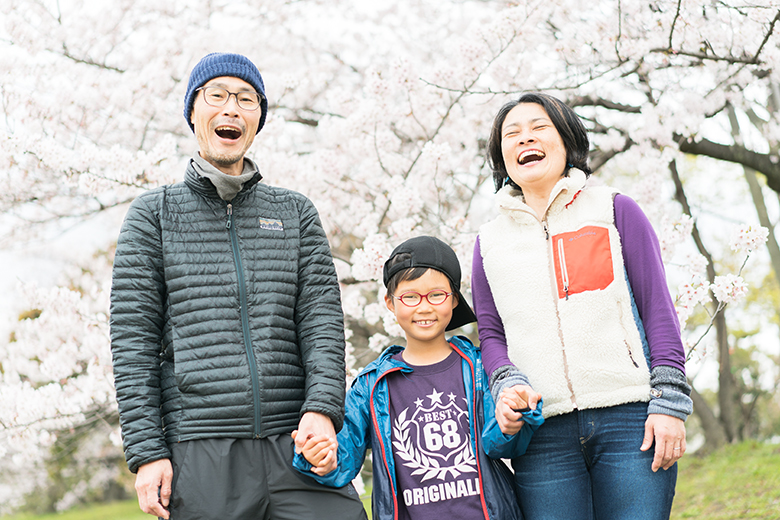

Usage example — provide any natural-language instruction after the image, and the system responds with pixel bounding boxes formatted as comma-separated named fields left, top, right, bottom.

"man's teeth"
left=216, top=126, right=241, bottom=138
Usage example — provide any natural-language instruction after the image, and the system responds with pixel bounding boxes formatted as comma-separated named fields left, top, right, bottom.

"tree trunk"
left=669, top=160, right=734, bottom=445
left=714, top=310, right=738, bottom=442
left=727, top=104, right=780, bottom=277
left=689, top=385, right=727, bottom=453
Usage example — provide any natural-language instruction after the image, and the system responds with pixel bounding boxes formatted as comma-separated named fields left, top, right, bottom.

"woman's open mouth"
left=518, top=150, right=546, bottom=165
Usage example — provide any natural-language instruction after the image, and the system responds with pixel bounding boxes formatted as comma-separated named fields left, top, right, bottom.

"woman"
left=471, top=93, right=692, bottom=520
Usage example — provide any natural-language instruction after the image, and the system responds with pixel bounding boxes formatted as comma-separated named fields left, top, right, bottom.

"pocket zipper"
left=557, top=238, right=570, bottom=300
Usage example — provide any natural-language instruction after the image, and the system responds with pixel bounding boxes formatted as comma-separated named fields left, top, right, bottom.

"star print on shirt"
left=414, top=398, right=424, bottom=408
left=427, top=388, right=443, bottom=405
left=448, top=392, right=456, bottom=402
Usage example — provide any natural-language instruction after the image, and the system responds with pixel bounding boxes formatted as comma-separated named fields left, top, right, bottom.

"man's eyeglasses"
left=392, top=290, right=452, bottom=307
left=196, top=86, right=263, bottom=111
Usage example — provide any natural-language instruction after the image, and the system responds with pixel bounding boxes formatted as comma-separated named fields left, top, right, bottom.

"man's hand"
left=640, top=414, right=686, bottom=472
left=496, top=385, right=541, bottom=435
left=135, top=459, right=173, bottom=519
left=294, top=412, right=339, bottom=475
left=292, top=430, right=338, bottom=476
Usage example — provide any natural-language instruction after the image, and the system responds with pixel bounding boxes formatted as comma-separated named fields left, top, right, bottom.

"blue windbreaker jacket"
left=293, top=335, right=544, bottom=520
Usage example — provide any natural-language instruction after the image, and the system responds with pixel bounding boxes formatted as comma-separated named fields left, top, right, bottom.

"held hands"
left=292, top=430, right=338, bottom=476
left=496, top=385, right=542, bottom=435
left=135, top=458, right=173, bottom=519
left=292, top=411, right=338, bottom=476
left=641, top=413, right=687, bottom=472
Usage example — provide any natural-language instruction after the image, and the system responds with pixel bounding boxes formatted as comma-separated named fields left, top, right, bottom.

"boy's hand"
left=496, top=385, right=541, bottom=435
left=291, top=431, right=338, bottom=476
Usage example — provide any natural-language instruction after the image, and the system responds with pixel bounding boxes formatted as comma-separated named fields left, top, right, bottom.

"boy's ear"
left=452, top=293, right=459, bottom=309
left=384, top=293, right=395, bottom=312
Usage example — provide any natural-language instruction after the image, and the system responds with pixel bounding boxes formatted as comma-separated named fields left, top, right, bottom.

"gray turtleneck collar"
left=191, top=152, right=259, bottom=201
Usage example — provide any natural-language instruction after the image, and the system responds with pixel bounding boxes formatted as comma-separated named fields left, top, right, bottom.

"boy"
left=292, top=236, right=544, bottom=520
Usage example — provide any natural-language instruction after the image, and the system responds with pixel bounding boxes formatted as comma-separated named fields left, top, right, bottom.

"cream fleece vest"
left=479, top=170, right=650, bottom=418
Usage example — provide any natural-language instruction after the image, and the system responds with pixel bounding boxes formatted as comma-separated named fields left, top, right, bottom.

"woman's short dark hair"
left=487, top=92, right=591, bottom=192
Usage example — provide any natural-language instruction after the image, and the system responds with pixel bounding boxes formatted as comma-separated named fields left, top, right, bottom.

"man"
left=110, top=52, right=366, bottom=520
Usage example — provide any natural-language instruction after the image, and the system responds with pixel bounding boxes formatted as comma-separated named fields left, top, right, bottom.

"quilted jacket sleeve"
left=110, top=191, right=171, bottom=473
left=294, top=196, right=347, bottom=432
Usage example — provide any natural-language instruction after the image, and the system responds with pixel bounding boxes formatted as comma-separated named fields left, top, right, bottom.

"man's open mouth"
left=215, top=126, right=242, bottom=140
left=518, top=150, right=546, bottom=165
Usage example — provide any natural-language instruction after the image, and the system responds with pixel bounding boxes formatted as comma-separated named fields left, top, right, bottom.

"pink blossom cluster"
left=711, top=274, right=749, bottom=305
left=675, top=275, right=712, bottom=329
left=730, top=224, right=769, bottom=253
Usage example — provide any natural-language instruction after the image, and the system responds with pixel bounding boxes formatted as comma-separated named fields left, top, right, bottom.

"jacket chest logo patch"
left=258, top=217, right=284, bottom=231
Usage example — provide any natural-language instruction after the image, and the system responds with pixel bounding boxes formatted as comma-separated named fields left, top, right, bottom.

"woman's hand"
left=495, top=385, right=542, bottom=435
left=641, top=414, right=686, bottom=472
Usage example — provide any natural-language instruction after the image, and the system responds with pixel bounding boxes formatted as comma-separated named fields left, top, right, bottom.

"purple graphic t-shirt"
left=386, top=350, right=485, bottom=520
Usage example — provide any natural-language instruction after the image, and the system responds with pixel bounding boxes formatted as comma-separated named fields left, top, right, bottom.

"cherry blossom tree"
left=1, top=0, right=779, bottom=512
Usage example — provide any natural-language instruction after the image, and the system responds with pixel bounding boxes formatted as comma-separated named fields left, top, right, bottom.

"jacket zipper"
left=450, top=344, right=490, bottom=520
left=371, top=366, right=403, bottom=520
left=544, top=220, right=578, bottom=409
left=227, top=203, right=263, bottom=437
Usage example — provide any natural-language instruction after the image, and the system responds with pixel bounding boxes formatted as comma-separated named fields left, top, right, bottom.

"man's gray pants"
left=165, top=434, right=367, bottom=520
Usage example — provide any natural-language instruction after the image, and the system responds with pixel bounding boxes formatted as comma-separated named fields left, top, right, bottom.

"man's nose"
left=222, top=93, right=242, bottom=115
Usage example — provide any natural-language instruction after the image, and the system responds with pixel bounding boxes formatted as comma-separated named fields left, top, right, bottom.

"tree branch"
left=668, top=0, right=683, bottom=51
left=651, top=10, right=780, bottom=67
left=675, top=135, right=780, bottom=194
left=753, top=10, right=780, bottom=63
left=589, top=138, right=634, bottom=172
left=60, top=44, right=125, bottom=73
left=567, top=95, right=641, bottom=113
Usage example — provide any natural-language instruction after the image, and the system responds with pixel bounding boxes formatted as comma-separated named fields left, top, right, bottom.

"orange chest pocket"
left=551, top=226, right=614, bottom=299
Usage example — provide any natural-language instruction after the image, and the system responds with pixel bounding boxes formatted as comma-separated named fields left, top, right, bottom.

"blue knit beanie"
left=183, top=53, right=268, bottom=134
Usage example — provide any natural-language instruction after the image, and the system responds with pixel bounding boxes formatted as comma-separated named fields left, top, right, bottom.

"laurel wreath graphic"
left=392, top=408, right=477, bottom=482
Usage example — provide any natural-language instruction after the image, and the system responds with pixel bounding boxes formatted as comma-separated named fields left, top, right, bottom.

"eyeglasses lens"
left=203, top=87, right=261, bottom=110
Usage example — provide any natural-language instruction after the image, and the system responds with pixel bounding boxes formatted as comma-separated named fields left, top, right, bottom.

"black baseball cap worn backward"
left=383, top=236, right=477, bottom=331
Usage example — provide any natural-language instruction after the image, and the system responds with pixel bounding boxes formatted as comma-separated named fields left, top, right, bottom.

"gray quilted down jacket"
left=110, top=164, right=346, bottom=473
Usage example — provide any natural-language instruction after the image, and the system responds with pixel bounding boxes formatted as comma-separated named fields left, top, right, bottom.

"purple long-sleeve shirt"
left=472, top=193, right=686, bottom=378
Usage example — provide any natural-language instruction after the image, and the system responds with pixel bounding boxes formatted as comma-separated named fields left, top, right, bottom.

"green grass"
left=672, top=440, right=780, bottom=519
left=3, top=500, right=147, bottom=520
left=3, top=441, right=777, bottom=519
left=2, top=492, right=371, bottom=519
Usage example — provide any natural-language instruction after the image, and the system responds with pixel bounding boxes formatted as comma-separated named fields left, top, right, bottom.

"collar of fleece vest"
left=495, top=168, right=589, bottom=219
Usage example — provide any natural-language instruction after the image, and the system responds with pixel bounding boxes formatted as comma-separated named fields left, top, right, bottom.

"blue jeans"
left=511, top=402, right=677, bottom=520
